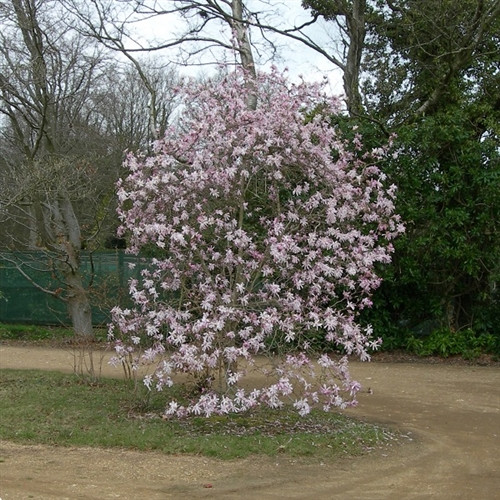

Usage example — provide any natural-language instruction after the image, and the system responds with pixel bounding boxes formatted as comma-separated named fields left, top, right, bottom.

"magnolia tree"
left=110, top=68, right=404, bottom=417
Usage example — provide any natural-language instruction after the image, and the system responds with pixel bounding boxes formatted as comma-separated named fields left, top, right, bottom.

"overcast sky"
left=129, top=0, right=344, bottom=95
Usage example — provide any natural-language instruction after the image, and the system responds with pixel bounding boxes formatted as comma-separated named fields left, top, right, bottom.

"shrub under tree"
left=109, top=69, right=404, bottom=417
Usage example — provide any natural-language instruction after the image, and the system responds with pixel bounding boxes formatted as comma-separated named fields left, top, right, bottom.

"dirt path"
left=1, top=345, right=499, bottom=499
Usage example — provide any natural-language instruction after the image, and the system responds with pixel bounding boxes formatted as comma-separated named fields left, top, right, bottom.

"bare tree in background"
left=0, top=0, right=108, bottom=337
left=63, top=0, right=287, bottom=112
left=88, top=60, right=181, bottom=150
left=0, top=0, right=180, bottom=336
left=60, top=1, right=374, bottom=115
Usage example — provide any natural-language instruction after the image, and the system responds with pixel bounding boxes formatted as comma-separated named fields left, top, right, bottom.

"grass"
left=0, top=368, right=398, bottom=461
left=0, top=323, right=107, bottom=343
left=380, top=328, right=499, bottom=360
left=0, top=323, right=74, bottom=341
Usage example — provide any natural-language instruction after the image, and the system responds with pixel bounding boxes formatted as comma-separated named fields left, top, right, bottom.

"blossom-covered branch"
left=110, top=68, right=404, bottom=417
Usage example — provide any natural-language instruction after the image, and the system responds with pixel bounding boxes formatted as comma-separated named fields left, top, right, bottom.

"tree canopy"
left=1, top=0, right=498, bottom=349
left=110, top=69, right=403, bottom=416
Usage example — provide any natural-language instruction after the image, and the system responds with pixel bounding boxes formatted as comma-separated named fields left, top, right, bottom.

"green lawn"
left=0, top=368, right=398, bottom=461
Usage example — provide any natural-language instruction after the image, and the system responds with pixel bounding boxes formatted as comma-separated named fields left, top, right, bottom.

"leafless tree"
left=59, top=1, right=371, bottom=115
left=0, top=0, right=183, bottom=336
left=0, top=1, right=118, bottom=336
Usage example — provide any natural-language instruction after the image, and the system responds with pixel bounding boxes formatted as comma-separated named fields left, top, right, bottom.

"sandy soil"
left=0, top=345, right=499, bottom=499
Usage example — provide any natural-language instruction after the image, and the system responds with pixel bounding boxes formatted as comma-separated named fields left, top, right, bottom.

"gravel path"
left=0, top=345, right=499, bottom=499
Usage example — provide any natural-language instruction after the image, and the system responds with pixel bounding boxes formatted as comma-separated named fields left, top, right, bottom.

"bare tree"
left=301, top=0, right=366, bottom=115
left=0, top=0, right=114, bottom=337
left=65, top=1, right=312, bottom=113
left=86, top=59, right=181, bottom=150
left=59, top=1, right=371, bottom=115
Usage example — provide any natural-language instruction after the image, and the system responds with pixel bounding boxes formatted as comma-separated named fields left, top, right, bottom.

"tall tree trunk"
left=42, top=194, right=94, bottom=338
left=9, top=0, right=95, bottom=339
left=231, top=0, right=257, bottom=110
left=66, top=272, right=94, bottom=337
left=302, top=0, right=367, bottom=115
left=344, top=0, right=366, bottom=116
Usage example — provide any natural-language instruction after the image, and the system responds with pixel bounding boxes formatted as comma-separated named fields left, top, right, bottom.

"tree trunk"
left=231, top=0, right=257, bottom=110
left=5, top=0, right=97, bottom=340
left=344, top=0, right=366, bottom=116
left=60, top=197, right=95, bottom=338
left=66, top=274, right=94, bottom=337
left=42, top=194, right=95, bottom=338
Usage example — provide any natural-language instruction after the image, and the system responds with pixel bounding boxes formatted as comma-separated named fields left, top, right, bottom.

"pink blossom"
left=111, top=68, right=403, bottom=417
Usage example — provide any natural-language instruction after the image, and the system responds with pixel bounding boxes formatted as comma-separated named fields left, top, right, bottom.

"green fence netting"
left=0, top=251, right=147, bottom=326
